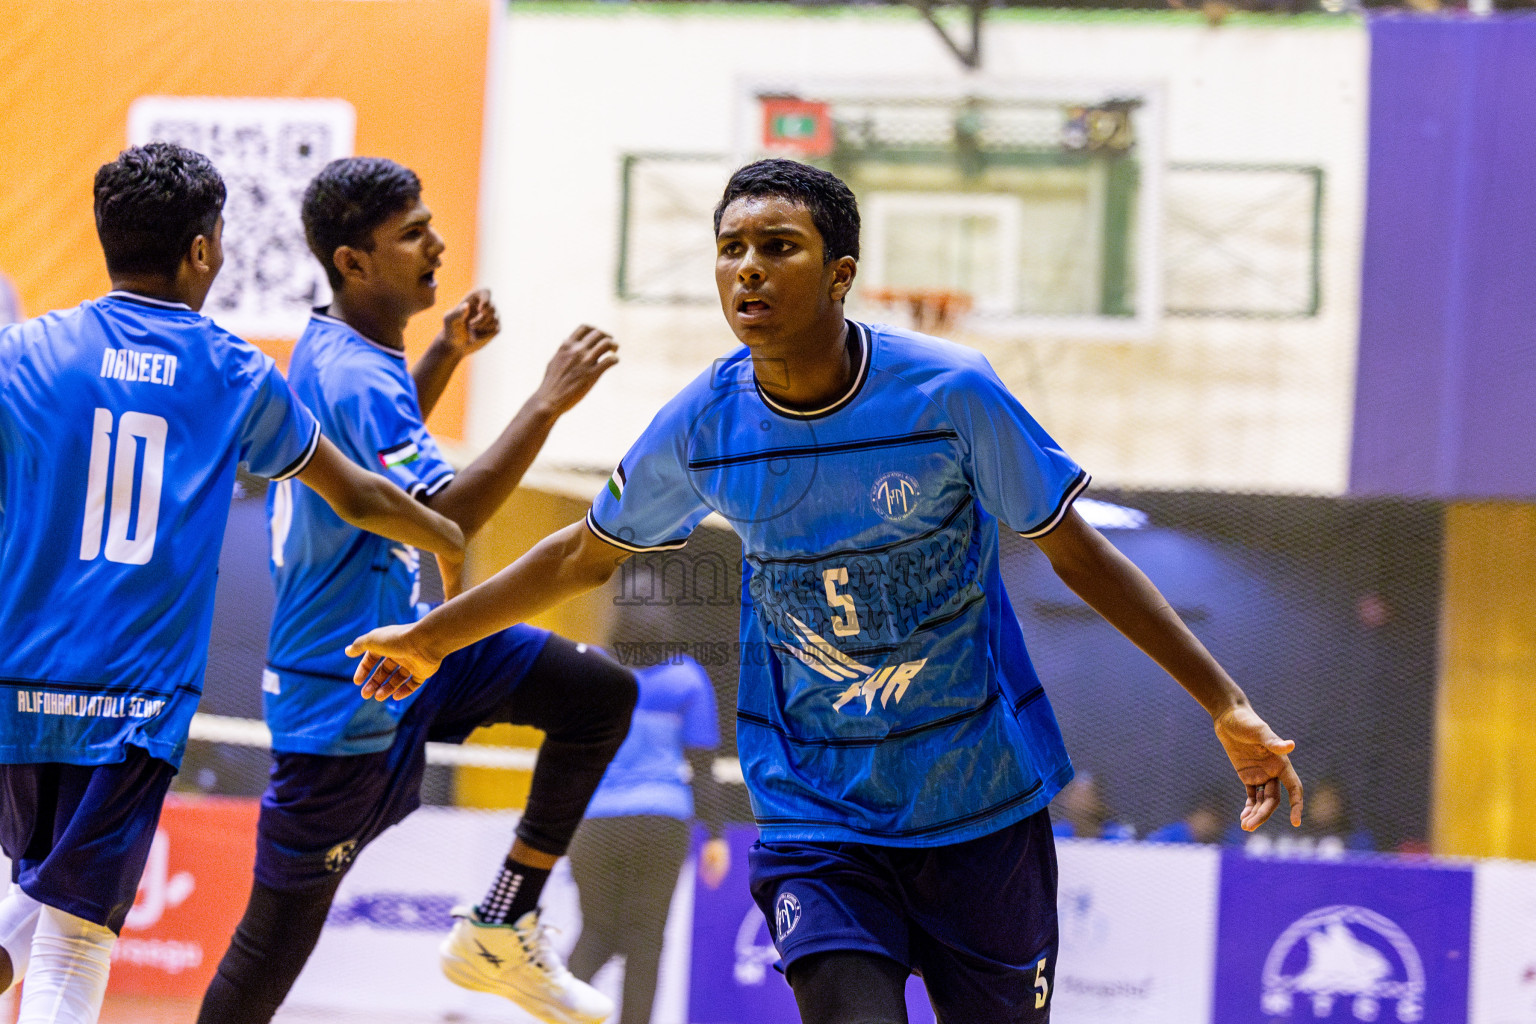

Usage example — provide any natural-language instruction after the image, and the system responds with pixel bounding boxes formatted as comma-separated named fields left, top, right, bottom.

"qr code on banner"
left=128, top=97, right=357, bottom=340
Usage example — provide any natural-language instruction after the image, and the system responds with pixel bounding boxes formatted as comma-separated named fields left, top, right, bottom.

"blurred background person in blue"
left=1241, top=776, right=1373, bottom=855
left=567, top=655, right=729, bottom=1024
left=1051, top=771, right=1136, bottom=841
left=1146, top=791, right=1227, bottom=844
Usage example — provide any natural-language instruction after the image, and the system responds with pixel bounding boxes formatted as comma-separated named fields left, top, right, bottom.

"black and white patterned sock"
left=478, top=858, right=551, bottom=925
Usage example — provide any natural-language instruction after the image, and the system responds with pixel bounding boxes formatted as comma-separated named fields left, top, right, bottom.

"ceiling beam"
left=907, top=0, right=987, bottom=70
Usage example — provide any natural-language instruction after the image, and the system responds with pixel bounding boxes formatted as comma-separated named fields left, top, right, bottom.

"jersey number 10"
left=79, top=408, right=168, bottom=565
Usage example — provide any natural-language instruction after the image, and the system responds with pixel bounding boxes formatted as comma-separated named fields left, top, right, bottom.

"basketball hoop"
left=862, top=287, right=974, bottom=335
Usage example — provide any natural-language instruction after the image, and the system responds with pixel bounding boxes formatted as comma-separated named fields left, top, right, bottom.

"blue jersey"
left=264, top=312, right=456, bottom=755
left=0, top=292, right=319, bottom=768
left=588, top=322, right=1087, bottom=847
left=585, top=657, right=720, bottom=822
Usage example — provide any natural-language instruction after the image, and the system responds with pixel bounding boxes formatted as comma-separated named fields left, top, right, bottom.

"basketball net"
left=861, top=287, right=974, bottom=336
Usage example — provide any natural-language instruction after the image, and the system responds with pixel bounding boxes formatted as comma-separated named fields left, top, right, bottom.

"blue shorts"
left=749, top=808, right=1059, bottom=1023
left=255, top=624, right=550, bottom=892
left=0, top=745, right=175, bottom=933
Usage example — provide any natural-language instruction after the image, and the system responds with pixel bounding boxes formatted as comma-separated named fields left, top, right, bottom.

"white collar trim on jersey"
left=106, top=290, right=191, bottom=311
left=311, top=309, right=407, bottom=360
left=755, top=320, right=871, bottom=420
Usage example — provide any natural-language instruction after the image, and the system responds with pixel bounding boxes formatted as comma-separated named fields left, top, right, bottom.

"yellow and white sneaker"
left=439, top=905, right=613, bottom=1024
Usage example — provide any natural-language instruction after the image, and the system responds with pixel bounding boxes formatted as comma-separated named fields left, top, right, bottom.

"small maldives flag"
left=761, top=97, right=834, bottom=158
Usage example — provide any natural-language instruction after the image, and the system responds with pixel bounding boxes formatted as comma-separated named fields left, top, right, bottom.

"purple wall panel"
left=1352, top=17, right=1536, bottom=498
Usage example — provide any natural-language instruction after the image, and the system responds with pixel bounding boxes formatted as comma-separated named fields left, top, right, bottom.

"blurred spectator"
left=567, top=656, right=728, bottom=1024
left=1051, top=771, right=1135, bottom=841
left=0, top=270, right=21, bottom=325
left=1241, top=776, right=1373, bottom=856
left=1145, top=790, right=1226, bottom=844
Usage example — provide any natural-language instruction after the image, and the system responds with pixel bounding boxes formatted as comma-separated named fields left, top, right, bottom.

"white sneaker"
left=440, top=905, right=613, bottom=1024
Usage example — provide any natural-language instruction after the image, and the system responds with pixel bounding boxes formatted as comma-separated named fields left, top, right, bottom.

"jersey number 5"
left=822, top=567, right=861, bottom=637
left=79, top=408, right=168, bottom=565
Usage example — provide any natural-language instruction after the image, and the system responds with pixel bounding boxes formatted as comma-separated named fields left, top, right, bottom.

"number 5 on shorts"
left=1034, top=957, right=1050, bottom=1010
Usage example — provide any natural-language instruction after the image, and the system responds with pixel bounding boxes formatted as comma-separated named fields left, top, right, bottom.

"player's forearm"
left=1039, top=515, right=1247, bottom=718
left=411, top=337, right=463, bottom=419
left=424, top=397, right=559, bottom=539
left=337, top=473, right=465, bottom=563
left=412, top=520, right=623, bottom=661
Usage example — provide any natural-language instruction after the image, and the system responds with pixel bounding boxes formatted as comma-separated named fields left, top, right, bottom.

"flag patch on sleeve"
left=378, top=441, right=421, bottom=469
left=607, top=463, right=626, bottom=500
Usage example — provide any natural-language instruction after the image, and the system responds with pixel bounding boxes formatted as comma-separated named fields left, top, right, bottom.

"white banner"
left=1054, top=839, right=1221, bottom=1024
left=286, top=807, right=693, bottom=1024
left=1471, top=859, right=1536, bottom=1024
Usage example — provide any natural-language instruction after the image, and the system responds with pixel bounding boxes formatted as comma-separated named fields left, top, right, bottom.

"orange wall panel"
left=1434, top=501, right=1536, bottom=860
left=0, top=0, right=489, bottom=438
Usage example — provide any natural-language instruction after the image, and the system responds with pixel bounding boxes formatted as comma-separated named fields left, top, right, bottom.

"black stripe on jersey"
left=751, top=493, right=974, bottom=567
left=754, top=320, right=872, bottom=421
left=377, top=439, right=418, bottom=460
left=737, top=690, right=1001, bottom=749
left=0, top=677, right=199, bottom=698
left=421, top=470, right=455, bottom=498
left=1017, top=469, right=1091, bottom=539
left=687, top=429, right=958, bottom=472
left=751, top=778, right=1046, bottom=841
left=263, top=663, right=352, bottom=684
left=270, top=423, right=322, bottom=482
left=1012, top=685, right=1046, bottom=714
left=584, top=508, right=690, bottom=553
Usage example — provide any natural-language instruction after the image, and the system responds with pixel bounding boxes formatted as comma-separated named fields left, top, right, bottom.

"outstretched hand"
left=347, top=625, right=442, bottom=702
left=439, top=290, right=500, bottom=358
left=1214, top=704, right=1304, bottom=831
left=535, top=325, right=620, bottom=416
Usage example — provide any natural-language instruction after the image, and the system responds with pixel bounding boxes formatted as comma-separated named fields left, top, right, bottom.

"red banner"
left=107, top=796, right=259, bottom=999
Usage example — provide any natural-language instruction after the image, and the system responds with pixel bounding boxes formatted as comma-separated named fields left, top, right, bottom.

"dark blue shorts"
left=0, top=745, right=175, bottom=933
left=255, top=624, right=550, bottom=892
left=749, top=808, right=1059, bottom=1023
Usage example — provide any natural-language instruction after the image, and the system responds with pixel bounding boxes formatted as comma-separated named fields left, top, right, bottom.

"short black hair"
left=94, top=143, right=226, bottom=279
left=714, top=159, right=860, bottom=262
left=302, top=157, right=422, bottom=289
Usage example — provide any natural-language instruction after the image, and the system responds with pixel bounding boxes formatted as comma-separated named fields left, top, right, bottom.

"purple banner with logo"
left=1212, top=852, right=1473, bottom=1024
left=689, top=825, right=935, bottom=1024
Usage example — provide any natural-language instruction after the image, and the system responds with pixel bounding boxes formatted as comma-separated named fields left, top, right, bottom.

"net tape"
left=186, top=712, right=745, bottom=782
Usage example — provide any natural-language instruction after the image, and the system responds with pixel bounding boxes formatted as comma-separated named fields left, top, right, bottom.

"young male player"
left=348, top=159, right=1306, bottom=1024
left=0, top=142, right=464, bottom=1024
left=198, top=157, right=635, bottom=1024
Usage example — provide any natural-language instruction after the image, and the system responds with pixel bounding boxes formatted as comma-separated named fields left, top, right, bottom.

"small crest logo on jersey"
left=1261, top=905, right=1425, bottom=1022
left=324, top=839, right=359, bottom=874
left=870, top=471, right=921, bottom=522
left=775, top=891, right=802, bottom=940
